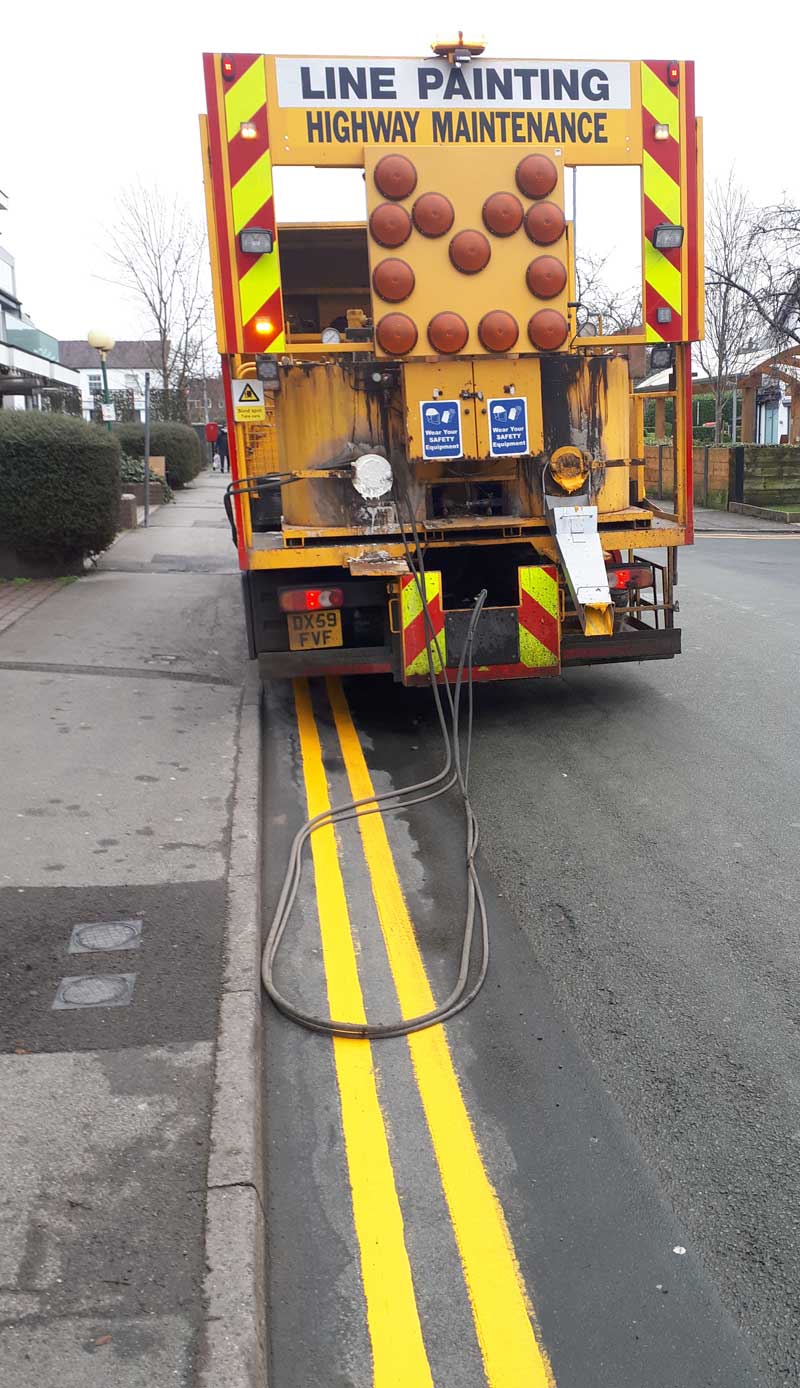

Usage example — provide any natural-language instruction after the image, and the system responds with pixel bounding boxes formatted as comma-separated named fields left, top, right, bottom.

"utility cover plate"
left=53, top=974, right=137, bottom=1010
left=68, top=920, right=143, bottom=954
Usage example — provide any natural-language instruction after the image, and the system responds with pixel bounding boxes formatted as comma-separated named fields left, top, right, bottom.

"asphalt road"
left=260, top=531, right=800, bottom=1387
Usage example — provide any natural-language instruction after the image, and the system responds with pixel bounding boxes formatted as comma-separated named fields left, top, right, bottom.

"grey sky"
left=2, top=0, right=797, bottom=340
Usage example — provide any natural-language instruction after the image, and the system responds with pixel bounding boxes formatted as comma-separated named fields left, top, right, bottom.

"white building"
left=0, top=189, right=81, bottom=410
left=57, top=340, right=165, bottom=422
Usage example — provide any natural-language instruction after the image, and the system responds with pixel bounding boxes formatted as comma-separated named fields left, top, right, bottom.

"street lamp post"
left=87, top=329, right=115, bottom=432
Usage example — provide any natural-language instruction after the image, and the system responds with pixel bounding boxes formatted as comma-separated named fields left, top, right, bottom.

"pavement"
left=0, top=473, right=250, bottom=1387
left=260, top=529, right=800, bottom=1387
left=693, top=504, right=800, bottom=533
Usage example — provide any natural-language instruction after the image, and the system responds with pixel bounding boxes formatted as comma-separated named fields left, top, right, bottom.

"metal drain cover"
left=53, top=974, right=137, bottom=1010
left=69, top=920, right=142, bottom=954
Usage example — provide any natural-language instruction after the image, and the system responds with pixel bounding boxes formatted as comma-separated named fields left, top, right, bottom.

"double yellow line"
left=293, top=677, right=554, bottom=1387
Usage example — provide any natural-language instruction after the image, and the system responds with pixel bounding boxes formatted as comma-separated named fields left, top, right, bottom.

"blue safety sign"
left=487, top=397, right=529, bottom=457
left=420, top=400, right=462, bottom=460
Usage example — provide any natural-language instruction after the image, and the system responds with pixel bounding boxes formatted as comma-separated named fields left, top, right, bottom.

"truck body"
left=200, top=46, right=703, bottom=683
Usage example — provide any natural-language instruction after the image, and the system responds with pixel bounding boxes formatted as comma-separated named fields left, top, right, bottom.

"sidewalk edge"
left=198, top=662, right=266, bottom=1388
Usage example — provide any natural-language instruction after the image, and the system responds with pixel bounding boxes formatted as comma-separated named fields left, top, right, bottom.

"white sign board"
left=232, top=377, right=266, bottom=422
left=276, top=58, right=631, bottom=110
left=101, top=401, right=116, bottom=422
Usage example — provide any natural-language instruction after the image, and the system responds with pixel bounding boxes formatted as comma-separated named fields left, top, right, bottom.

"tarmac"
left=0, top=474, right=256, bottom=1387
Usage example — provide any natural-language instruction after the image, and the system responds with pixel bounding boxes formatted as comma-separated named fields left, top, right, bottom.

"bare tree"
left=708, top=187, right=800, bottom=350
left=740, top=200, right=800, bottom=349
left=700, top=174, right=761, bottom=442
left=105, top=186, right=213, bottom=420
left=575, top=253, right=642, bottom=336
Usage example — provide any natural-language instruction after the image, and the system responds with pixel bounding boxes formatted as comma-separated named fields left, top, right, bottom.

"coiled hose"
left=261, top=487, right=491, bottom=1039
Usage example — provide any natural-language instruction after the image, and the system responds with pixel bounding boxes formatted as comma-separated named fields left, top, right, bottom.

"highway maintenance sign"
left=233, top=378, right=266, bottom=422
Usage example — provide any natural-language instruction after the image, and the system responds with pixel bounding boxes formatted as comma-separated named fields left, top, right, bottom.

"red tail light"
left=279, top=587, right=344, bottom=612
left=221, top=54, right=236, bottom=81
left=606, top=564, right=653, bottom=591
left=667, top=61, right=680, bottom=87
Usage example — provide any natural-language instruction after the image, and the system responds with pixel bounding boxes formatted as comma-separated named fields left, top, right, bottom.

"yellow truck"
left=200, top=42, right=702, bottom=683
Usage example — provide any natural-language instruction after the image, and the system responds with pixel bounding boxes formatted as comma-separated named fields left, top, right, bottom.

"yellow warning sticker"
left=233, top=377, right=266, bottom=421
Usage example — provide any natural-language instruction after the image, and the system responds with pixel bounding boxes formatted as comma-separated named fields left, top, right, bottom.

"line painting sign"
left=233, top=378, right=266, bottom=422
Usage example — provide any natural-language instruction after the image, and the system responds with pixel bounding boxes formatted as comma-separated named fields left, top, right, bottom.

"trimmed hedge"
left=114, top=421, right=203, bottom=488
left=0, top=413, right=120, bottom=570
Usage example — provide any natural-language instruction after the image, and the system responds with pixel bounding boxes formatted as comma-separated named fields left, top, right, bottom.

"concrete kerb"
left=199, top=662, right=267, bottom=1388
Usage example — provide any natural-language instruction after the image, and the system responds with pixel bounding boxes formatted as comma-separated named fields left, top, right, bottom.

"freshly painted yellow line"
left=326, top=677, right=555, bottom=1388
left=293, top=679, right=433, bottom=1388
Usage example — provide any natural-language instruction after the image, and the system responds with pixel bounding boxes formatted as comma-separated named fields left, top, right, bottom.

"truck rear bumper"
left=561, top=625, right=681, bottom=665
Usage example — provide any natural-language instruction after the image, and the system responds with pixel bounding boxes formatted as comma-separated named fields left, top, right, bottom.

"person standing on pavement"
left=217, top=424, right=230, bottom=474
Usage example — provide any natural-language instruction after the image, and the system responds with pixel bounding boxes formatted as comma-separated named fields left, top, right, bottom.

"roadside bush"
left=0, top=413, right=120, bottom=571
left=115, top=421, right=203, bottom=489
left=119, top=454, right=173, bottom=501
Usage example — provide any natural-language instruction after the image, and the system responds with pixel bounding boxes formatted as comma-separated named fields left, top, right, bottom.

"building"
left=187, top=372, right=225, bottom=425
left=57, top=340, right=166, bottom=422
left=0, top=188, right=81, bottom=410
left=637, top=343, right=799, bottom=445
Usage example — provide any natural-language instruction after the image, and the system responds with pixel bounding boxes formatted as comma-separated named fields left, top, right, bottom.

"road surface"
left=261, top=533, right=800, bottom=1388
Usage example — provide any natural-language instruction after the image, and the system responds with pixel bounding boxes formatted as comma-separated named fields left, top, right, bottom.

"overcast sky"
left=2, top=0, right=797, bottom=342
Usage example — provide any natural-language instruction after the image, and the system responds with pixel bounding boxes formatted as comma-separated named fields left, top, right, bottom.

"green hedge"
left=0, top=413, right=120, bottom=569
left=114, top=421, right=203, bottom=488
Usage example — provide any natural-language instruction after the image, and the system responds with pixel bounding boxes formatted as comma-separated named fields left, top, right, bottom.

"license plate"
left=287, top=609, right=343, bottom=651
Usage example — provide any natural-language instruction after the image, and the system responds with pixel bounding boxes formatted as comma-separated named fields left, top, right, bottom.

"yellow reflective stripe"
left=224, top=57, right=266, bottom=137
left=520, top=566, right=558, bottom=617
left=239, top=252, right=280, bottom=325
left=265, top=330, right=286, bottom=354
left=519, top=567, right=559, bottom=669
left=640, top=64, right=679, bottom=137
left=402, top=575, right=445, bottom=676
left=643, top=151, right=681, bottom=224
left=231, top=152, right=273, bottom=235
left=519, top=628, right=559, bottom=668
left=401, top=575, right=424, bottom=627
left=645, top=322, right=665, bottom=343
left=644, top=241, right=682, bottom=312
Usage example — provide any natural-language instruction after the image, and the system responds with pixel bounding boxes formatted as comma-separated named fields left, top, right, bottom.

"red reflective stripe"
left=684, top=62, right=700, bottom=341
left=203, top=53, right=238, bottom=351
left=643, top=195, right=681, bottom=261
left=403, top=589, right=444, bottom=670
left=644, top=283, right=682, bottom=343
left=227, top=106, right=269, bottom=185
left=243, top=286, right=283, bottom=353
left=519, top=587, right=559, bottom=660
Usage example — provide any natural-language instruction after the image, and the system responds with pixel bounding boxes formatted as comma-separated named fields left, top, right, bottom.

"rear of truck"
left=200, top=47, right=703, bottom=684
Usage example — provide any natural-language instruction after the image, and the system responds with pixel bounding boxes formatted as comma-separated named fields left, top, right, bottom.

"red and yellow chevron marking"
left=401, top=572, right=446, bottom=679
left=518, top=566, right=559, bottom=669
left=400, top=567, right=559, bottom=685
left=641, top=60, right=683, bottom=344
left=202, top=54, right=285, bottom=356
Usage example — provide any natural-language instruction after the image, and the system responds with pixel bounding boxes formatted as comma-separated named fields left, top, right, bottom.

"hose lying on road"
left=261, top=486, right=491, bottom=1039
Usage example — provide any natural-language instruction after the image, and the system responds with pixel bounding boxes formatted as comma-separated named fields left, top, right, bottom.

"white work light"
left=652, top=223, right=684, bottom=251
left=239, top=228, right=274, bottom=255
